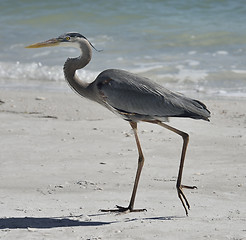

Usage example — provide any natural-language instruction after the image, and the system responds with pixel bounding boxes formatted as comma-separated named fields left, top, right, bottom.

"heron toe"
left=100, top=205, right=147, bottom=213
left=181, top=184, right=197, bottom=189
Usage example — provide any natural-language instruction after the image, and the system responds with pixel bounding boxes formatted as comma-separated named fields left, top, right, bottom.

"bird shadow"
left=123, top=215, right=183, bottom=223
left=0, top=216, right=113, bottom=229
left=0, top=214, right=181, bottom=229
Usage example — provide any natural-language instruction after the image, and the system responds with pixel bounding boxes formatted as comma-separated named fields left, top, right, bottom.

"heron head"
left=25, top=32, right=100, bottom=51
left=25, top=32, right=89, bottom=49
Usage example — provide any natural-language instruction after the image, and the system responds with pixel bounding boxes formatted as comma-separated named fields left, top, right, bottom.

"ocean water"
left=1, top=0, right=246, bottom=97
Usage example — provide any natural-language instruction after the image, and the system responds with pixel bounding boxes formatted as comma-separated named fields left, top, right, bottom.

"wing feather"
left=94, top=69, right=210, bottom=120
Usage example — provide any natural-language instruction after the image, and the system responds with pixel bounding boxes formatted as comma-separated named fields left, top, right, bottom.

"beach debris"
left=76, top=180, right=103, bottom=190
left=153, top=178, right=176, bottom=182
left=35, top=96, right=46, bottom=100
left=0, top=109, right=42, bottom=115
left=39, top=115, right=58, bottom=119
left=77, top=180, right=95, bottom=187
left=123, top=131, right=132, bottom=137
left=0, top=99, right=5, bottom=104
left=28, top=111, right=42, bottom=114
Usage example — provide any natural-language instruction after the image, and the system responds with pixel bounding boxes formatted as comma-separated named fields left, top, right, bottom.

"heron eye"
left=66, top=36, right=70, bottom=41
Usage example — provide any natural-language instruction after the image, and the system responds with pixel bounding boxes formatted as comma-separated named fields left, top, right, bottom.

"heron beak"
left=25, top=38, right=60, bottom=48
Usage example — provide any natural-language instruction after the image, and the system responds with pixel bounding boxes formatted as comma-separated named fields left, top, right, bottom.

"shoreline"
left=0, top=88, right=245, bottom=239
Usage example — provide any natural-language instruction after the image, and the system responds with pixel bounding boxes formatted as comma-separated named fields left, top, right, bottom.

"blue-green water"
left=1, top=0, right=246, bottom=97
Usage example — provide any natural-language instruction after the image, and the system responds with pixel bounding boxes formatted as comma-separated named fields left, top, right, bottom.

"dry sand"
left=0, top=88, right=245, bottom=239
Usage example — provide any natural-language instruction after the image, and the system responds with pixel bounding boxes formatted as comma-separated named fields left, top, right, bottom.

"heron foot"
left=181, top=184, right=197, bottom=190
left=100, top=205, right=147, bottom=213
left=177, top=184, right=197, bottom=216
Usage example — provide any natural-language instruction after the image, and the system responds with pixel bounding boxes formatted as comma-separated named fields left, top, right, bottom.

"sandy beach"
left=0, top=88, right=245, bottom=239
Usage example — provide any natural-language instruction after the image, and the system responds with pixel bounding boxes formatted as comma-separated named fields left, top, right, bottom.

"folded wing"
left=94, top=69, right=210, bottom=121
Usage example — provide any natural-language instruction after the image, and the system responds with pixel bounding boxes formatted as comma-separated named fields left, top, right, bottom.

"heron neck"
left=63, top=40, right=93, bottom=99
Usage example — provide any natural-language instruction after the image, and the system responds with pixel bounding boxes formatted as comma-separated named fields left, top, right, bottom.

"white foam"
left=173, top=65, right=208, bottom=82
left=132, top=65, right=163, bottom=74
left=0, top=61, right=98, bottom=83
left=232, top=69, right=246, bottom=74
left=1, top=61, right=246, bottom=98
left=188, top=51, right=197, bottom=55
left=216, top=51, right=228, bottom=55
left=213, top=51, right=228, bottom=56
left=185, top=59, right=200, bottom=66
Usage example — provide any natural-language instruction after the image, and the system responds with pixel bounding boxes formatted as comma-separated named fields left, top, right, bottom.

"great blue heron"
left=26, top=32, right=210, bottom=216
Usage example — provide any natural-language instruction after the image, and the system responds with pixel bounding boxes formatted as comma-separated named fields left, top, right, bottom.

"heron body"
left=93, top=69, right=210, bottom=122
left=26, top=32, right=210, bottom=215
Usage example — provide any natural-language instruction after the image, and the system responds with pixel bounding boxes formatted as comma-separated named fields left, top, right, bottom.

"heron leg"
left=100, top=121, right=146, bottom=213
left=147, top=120, right=197, bottom=216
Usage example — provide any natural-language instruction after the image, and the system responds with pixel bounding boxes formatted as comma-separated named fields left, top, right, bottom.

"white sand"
left=0, top=89, right=245, bottom=239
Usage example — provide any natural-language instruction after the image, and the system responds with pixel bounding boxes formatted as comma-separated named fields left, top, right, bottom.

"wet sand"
left=0, top=89, right=245, bottom=239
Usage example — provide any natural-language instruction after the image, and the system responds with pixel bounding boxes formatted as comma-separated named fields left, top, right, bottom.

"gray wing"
left=94, top=69, right=210, bottom=121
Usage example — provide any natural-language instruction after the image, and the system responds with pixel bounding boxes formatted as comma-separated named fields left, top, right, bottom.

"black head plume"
left=60, top=32, right=103, bottom=52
